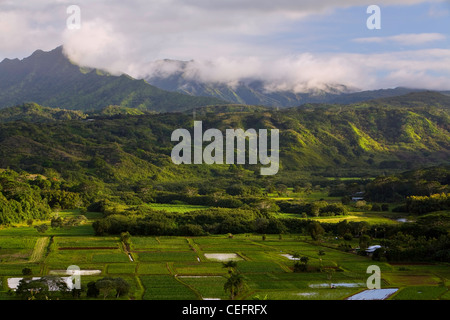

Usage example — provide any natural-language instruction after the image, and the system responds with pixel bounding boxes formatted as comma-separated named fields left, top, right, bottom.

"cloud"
left=353, top=33, right=447, bottom=46
left=144, top=49, right=450, bottom=92
left=0, top=0, right=449, bottom=92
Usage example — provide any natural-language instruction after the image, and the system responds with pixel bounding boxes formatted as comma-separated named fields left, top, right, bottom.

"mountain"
left=0, top=92, right=448, bottom=187
left=145, top=59, right=436, bottom=108
left=0, top=103, right=160, bottom=123
left=145, top=60, right=352, bottom=107
left=0, top=47, right=225, bottom=112
left=0, top=102, right=87, bottom=123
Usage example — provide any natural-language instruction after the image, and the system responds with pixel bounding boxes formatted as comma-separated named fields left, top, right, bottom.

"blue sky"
left=0, top=0, right=449, bottom=91
left=253, top=2, right=449, bottom=54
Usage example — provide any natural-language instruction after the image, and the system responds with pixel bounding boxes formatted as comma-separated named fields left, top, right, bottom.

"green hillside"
left=0, top=103, right=87, bottom=123
left=0, top=92, right=448, bottom=189
left=0, top=47, right=225, bottom=112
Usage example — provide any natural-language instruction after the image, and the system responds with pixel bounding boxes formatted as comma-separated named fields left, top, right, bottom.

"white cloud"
left=353, top=33, right=446, bottom=46
left=143, top=49, right=450, bottom=92
left=0, top=0, right=449, bottom=91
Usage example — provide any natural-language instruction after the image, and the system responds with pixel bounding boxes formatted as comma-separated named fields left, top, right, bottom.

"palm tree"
left=318, top=250, right=325, bottom=270
left=300, top=256, right=309, bottom=265
left=222, top=260, right=238, bottom=274
left=224, top=273, right=246, bottom=300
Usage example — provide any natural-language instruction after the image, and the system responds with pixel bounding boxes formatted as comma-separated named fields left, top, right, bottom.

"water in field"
left=347, top=288, right=398, bottom=300
left=8, top=277, right=73, bottom=291
left=8, top=269, right=102, bottom=291
left=203, top=253, right=243, bottom=261
left=280, top=254, right=300, bottom=260
left=294, top=292, right=317, bottom=297
left=309, top=283, right=364, bottom=288
left=48, top=269, right=102, bottom=276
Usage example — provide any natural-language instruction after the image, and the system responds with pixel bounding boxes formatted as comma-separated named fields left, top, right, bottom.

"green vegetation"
left=0, top=87, right=448, bottom=300
left=1, top=217, right=448, bottom=300
left=0, top=47, right=225, bottom=112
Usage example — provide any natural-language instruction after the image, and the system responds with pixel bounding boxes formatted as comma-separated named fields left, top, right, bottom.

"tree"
left=34, top=224, right=48, bottom=234
left=86, top=281, right=100, bottom=298
left=15, top=277, right=68, bottom=300
left=300, top=256, right=309, bottom=265
left=293, top=256, right=309, bottom=272
left=120, top=231, right=131, bottom=244
left=114, top=277, right=130, bottom=298
left=318, top=250, right=326, bottom=270
left=222, top=261, right=238, bottom=274
left=325, top=268, right=336, bottom=288
left=308, top=221, right=325, bottom=240
left=22, top=268, right=32, bottom=276
left=276, top=184, right=288, bottom=196
left=95, top=278, right=116, bottom=300
left=51, top=216, right=63, bottom=229
left=16, top=278, right=49, bottom=300
left=224, top=273, right=247, bottom=300
left=359, top=234, right=371, bottom=250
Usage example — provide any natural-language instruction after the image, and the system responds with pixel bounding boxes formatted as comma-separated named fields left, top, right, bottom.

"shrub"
left=343, top=233, right=353, bottom=241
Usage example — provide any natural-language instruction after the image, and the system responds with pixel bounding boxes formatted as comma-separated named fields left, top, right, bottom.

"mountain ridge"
left=0, top=47, right=226, bottom=112
left=144, top=58, right=445, bottom=108
left=0, top=91, right=448, bottom=185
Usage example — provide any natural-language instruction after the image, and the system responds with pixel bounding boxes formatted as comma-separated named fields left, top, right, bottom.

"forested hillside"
left=0, top=92, right=448, bottom=189
left=0, top=47, right=224, bottom=112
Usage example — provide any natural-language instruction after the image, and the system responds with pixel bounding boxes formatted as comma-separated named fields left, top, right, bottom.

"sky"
left=0, top=0, right=449, bottom=92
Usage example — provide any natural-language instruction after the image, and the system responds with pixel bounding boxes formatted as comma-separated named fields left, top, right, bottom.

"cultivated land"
left=0, top=208, right=448, bottom=300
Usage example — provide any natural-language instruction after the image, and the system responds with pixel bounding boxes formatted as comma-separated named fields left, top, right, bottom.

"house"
left=365, top=245, right=382, bottom=255
left=351, top=191, right=365, bottom=201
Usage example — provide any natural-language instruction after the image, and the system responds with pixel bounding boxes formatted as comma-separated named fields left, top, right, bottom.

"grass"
left=107, top=263, right=137, bottom=274
left=392, top=286, right=448, bottom=300
left=0, top=210, right=449, bottom=300
left=136, top=251, right=198, bottom=262
left=137, top=263, right=171, bottom=275
left=178, top=276, right=228, bottom=300
left=29, top=237, right=50, bottom=263
left=144, top=203, right=210, bottom=213
left=140, top=275, right=199, bottom=300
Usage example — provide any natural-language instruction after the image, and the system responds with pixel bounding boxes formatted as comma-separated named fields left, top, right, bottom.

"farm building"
left=351, top=192, right=365, bottom=201
left=365, top=245, right=382, bottom=255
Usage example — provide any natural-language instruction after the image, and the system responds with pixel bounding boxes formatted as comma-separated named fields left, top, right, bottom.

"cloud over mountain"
left=1, top=0, right=449, bottom=92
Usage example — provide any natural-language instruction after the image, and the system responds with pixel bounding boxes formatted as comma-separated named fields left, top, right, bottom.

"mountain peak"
left=0, top=46, right=225, bottom=111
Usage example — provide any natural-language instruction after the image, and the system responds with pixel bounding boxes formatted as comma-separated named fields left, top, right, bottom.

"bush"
left=371, top=204, right=382, bottom=211
left=178, top=224, right=205, bottom=236
left=343, top=233, right=353, bottom=241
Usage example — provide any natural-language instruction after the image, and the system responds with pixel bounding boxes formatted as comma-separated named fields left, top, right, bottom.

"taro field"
left=0, top=214, right=449, bottom=300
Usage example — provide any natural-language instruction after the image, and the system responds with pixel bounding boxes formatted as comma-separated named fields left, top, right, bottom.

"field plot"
left=204, top=253, right=243, bottom=262
left=136, top=251, right=198, bottom=262
left=137, top=263, right=171, bottom=275
left=177, top=276, right=228, bottom=300
left=54, top=236, right=119, bottom=249
left=347, top=288, right=398, bottom=300
left=107, top=263, right=137, bottom=274
left=193, top=237, right=265, bottom=253
left=251, top=288, right=360, bottom=300
left=29, top=237, right=50, bottom=263
left=0, top=264, right=41, bottom=276
left=145, top=203, right=209, bottom=213
left=0, top=219, right=449, bottom=301
left=131, top=237, right=191, bottom=251
left=392, top=286, right=448, bottom=300
left=0, top=237, right=38, bottom=262
left=141, top=275, right=198, bottom=300
left=382, top=272, right=442, bottom=287
left=45, top=235, right=128, bottom=265
left=236, top=261, right=286, bottom=273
